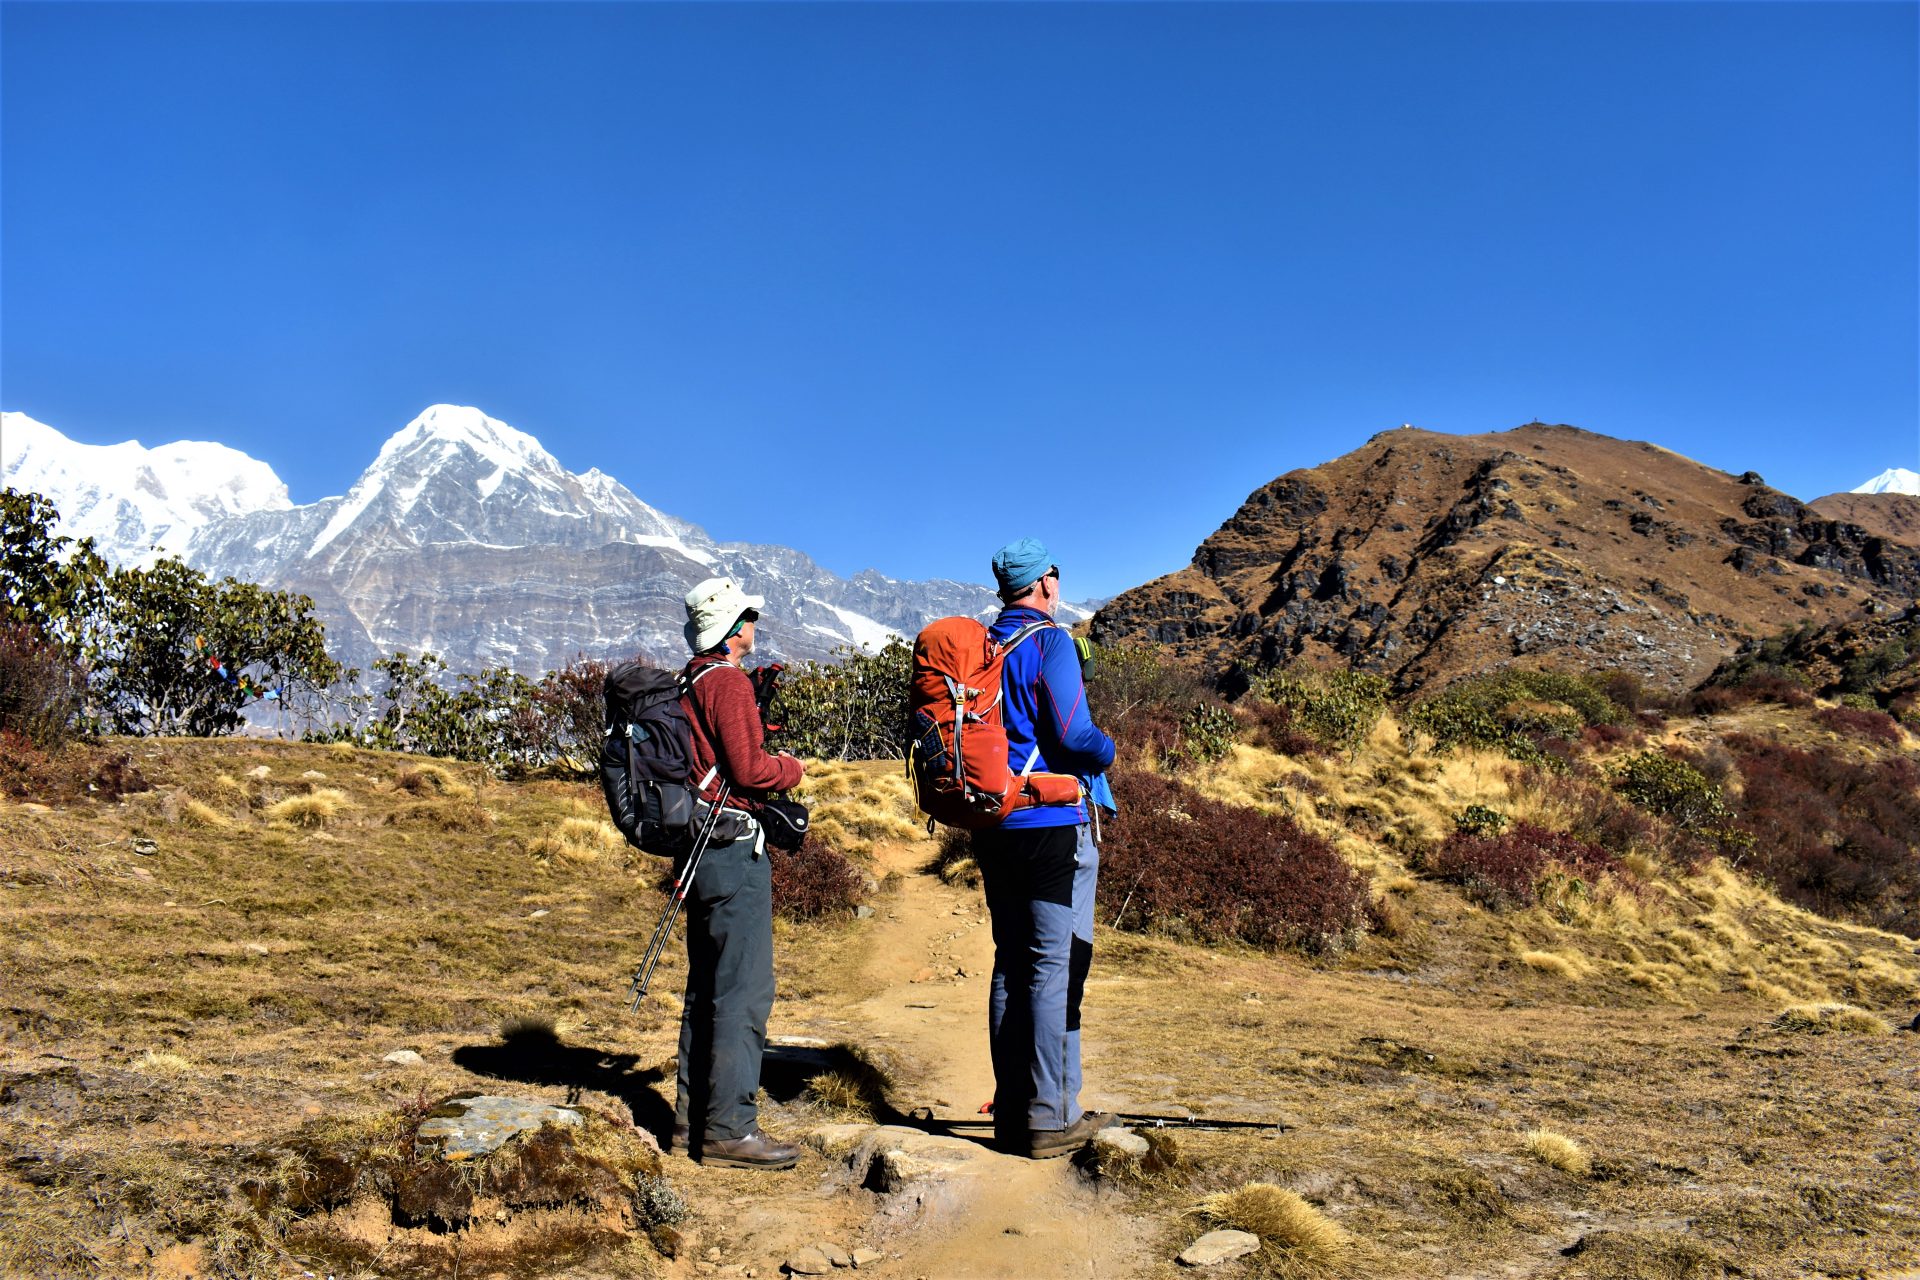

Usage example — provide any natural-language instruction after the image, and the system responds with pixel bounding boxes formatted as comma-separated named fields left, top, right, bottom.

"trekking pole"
left=628, top=780, right=734, bottom=1011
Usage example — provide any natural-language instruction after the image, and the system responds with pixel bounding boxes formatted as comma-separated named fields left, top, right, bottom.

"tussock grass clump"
left=394, top=762, right=474, bottom=800
left=389, top=799, right=496, bottom=832
left=1519, top=949, right=1587, bottom=981
left=264, top=788, right=352, bottom=828
left=1193, top=1182, right=1350, bottom=1266
left=930, top=827, right=980, bottom=888
left=1523, top=1128, right=1592, bottom=1176
left=1773, top=1002, right=1891, bottom=1035
left=529, top=815, right=624, bottom=862
left=132, top=1049, right=196, bottom=1074
left=798, top=761, right=925, bottom=857
left=174, top=795, right=233, bottom=828
left=803, top=1045, right=893, bottom=1120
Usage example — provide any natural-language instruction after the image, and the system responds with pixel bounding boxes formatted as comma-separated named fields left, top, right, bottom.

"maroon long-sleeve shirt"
left=684, top=656, right=802, bottom=810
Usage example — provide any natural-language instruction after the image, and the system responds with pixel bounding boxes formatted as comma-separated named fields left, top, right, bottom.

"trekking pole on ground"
left=629, top=780, right=734, bottom=1011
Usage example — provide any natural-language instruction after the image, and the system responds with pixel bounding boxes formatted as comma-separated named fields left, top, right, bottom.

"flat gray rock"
left=382, top=1049, right=425, bottom=1065
left=1093, top=1125, right=1149, bottom=1158
left=415, top=1094, right=583, bottom=1161
left=1178, top=1229, right=1260, bottom=1267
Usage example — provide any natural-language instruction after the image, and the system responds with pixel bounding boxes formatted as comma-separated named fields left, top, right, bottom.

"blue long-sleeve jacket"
left=990, top=606, right=1116, bottom=828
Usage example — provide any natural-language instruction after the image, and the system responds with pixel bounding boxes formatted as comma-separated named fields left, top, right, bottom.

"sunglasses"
left=1045, top=566, right=1060, bottom=581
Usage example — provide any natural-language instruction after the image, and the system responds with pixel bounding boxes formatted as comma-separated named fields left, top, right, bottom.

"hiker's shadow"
left=454, top=1028, right=987, bottom=1150
left=451, top=1025, right=675, bottom=1138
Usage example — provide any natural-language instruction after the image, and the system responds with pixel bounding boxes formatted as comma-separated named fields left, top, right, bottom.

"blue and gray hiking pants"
left=973, top=820, right=1099, bottom=1134
left=673, top=826, right=773, bottom=1142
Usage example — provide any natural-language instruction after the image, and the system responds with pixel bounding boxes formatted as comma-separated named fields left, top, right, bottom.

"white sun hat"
left=684, top=576, right=766, bottom=653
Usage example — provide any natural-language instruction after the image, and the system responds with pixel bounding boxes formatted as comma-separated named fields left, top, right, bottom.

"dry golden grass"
left=131, top=1049, right=196, bottom=1074
left=1518, top=949, right=1585, bottom=981
left=798, top=760, right=926, bottom=857
left=262, top=787, right=352, bottom=828
left=1522, top=1128, right=1592, bottom=1176
left=393, top=762, right=474, bottom=799
left=1773, top=1002, right=1892, bottom=1035
left=175, top=797, right=232, bottom=829
left=528, top=815, right=626, bottom=863
left=1194, top=1182, right=1351, bottom=1267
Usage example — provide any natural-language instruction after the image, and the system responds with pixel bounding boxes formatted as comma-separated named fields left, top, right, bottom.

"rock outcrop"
left=1092, top=424, right=1920, bottom=693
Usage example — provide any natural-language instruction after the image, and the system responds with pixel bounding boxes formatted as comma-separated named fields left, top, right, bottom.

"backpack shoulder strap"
left=998, top=618, right=1058, bottom=656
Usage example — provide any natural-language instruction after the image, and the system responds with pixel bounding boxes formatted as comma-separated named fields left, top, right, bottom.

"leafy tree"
left=1, top=489, right=109, bottom=651
left=85, top=558, right=343, bottom=736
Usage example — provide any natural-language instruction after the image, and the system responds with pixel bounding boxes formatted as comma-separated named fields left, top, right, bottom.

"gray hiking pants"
left=974, top=820, right=1099, bottom=1133
left=673, top=827, right=773, bottom=1142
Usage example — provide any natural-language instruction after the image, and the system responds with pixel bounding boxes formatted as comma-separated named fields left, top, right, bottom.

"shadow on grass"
left=452, top=1023, right=675, bottom=1140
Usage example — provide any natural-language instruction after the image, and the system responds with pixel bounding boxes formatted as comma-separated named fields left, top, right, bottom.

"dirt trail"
left=778, top=838, right=1153, bottom=1279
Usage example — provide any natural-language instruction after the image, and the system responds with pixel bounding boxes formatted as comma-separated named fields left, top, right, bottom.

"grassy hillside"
left=1, top=722, right=1916, bottom=1278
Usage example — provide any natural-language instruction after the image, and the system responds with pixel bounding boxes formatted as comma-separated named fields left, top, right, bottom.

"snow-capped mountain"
left=11, top=403, right=1092, bottom=672
left=1852, top=467, right=1920, bottom=497
left=1, top=410, right=291, bottom=565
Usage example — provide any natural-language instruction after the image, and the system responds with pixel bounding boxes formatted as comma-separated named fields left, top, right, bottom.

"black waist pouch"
left=759, top=796, right=811, bottom=850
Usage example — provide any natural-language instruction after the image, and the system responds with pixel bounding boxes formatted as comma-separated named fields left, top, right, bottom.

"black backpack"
left=598, top=660, right=748, bottom=857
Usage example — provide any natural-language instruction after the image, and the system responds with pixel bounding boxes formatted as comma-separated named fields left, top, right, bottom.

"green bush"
left=1249, top=668, right=1389, bottom=757
left=1174, top=704, right=1240, bottom=765
left=1406, top=668, right=1623, bottom=767
left=1453, top=804, right=1510, bottom=838
left=772, top=639, right=912, bottom=760
left=1613, top=751, right=1728, bottom=831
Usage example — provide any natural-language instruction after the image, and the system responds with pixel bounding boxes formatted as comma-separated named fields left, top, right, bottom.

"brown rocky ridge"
left=1809, top=490, right=1920, bottom=546
left=1091, top=422, right=1920, bottom=693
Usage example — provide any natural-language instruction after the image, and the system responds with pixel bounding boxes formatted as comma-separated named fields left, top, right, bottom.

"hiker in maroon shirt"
left=670, top=576, right=806, bottom=1169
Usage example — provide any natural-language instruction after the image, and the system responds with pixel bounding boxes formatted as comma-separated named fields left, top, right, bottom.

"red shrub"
left=770, top=836, right=865, bottom=921
left=1508, top=766, right=1659, bottom=858
left=1580, top=721, right=1642, bottom=751
left=0, top=622, right=83, bottom=749
left=1813, top=706, right=1902, bottom=745
left=1723, top=733, right=1920, bottom=936
left=1097, top=765, right=1370, bottom=953
left=1419, top=820, right=1616, bottom=910
left=1237, top=700, right=1325, bottom=758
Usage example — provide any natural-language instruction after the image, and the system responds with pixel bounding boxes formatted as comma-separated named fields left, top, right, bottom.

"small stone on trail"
left=909, top=967, right=937, bottom=983
left=383, top=1049, right=426, bottom=1065
left=855, top=905, right=875, bottom=919
left=300, top=770, right=328, bottom=780
left=247, top=766, right=271, bottom=779
left=528, top=909, right=550, bottom=919
left=784, top=1246, right=833, bottom=1276
left=131, top=837, right=158, bottom=856
left=706, top=1246, right=724, bottom=1262
left=824, top=1243, right=852, bottom=1267
left=851, top=1249, right=883, bottom=1269
left=1178, top=1230, right=1261, bottom=1267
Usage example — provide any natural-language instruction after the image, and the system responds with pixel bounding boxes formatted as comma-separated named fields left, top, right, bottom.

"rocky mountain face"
left=13, top=404, right=1071, bottom=674
left=1091, top=423, right=1920, bottom=694
left=1, top=411, right=292, bottom=565
left=180, top=405, right=1022, bottom=672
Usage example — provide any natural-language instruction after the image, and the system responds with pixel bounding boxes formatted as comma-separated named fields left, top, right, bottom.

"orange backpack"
left=907, top=616, right=1082, bottom=830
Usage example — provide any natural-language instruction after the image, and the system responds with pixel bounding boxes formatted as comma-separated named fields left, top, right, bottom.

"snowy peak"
left=372, top=404, right=563, bottom=482
left=1, top=410, right=290, bottom=565
left=1852, top=467, right=1920, bottom=497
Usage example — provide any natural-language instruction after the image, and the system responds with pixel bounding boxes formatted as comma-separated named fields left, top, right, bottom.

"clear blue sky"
left=3, top=2, right=1915, bottom=600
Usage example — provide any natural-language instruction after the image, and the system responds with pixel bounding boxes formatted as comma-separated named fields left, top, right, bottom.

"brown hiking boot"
left=668, top=1123, right=691, bottom=1154
left=696, top=1129, right=802, bottom=1170
left=1025, top=1110, right=1113, bottom=1160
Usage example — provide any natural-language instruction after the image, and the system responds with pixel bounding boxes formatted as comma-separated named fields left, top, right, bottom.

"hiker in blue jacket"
left=974, top=536, right=1119, bottom=1158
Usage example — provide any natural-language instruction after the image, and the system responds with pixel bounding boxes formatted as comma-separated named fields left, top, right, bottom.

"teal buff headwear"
left=992, top=536, right=1051, bottom=596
